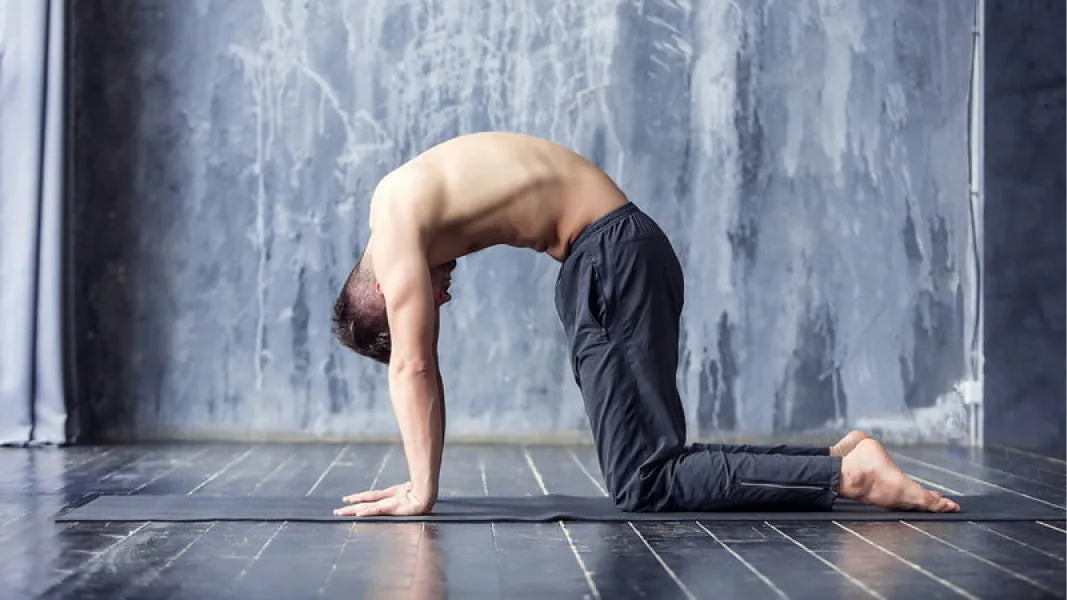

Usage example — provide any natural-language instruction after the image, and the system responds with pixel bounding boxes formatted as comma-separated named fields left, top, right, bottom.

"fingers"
left=342, top=482, right=410, bottom=504
left=333, top=504, right=363, bottom=517
left=350, top=499, right=399, bottom=518
left=342, top=488, right=393, bottom=504
left=332, top=495, right=429, bottom=518
left=333, top=497, right=398, bottom=518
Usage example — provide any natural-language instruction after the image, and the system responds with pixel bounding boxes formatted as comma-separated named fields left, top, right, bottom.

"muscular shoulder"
left=369, top=164, right=444, bottom=236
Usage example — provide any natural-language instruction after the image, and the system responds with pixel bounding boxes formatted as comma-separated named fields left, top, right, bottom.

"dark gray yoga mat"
left=55, top=493, right=1065, bottom=523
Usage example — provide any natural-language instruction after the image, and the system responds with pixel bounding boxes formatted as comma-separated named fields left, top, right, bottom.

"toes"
left=930, top=495, right=958, bottom=512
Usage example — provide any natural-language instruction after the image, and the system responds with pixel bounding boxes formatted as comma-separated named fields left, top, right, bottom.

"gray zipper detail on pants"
left=737, top=480, right=827, bottom=491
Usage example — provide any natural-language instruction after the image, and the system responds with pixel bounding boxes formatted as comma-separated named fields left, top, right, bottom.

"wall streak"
left=73, top=0, right=978, bottom=443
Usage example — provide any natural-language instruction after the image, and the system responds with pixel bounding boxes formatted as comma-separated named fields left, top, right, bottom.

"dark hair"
left=331, top=254, right=391, bottom=364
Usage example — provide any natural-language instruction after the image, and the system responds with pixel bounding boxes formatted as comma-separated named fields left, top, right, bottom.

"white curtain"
left=0, top=0, right=74, bottom=445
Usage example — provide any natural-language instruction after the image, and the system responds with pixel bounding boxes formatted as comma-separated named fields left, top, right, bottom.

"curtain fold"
left=0, top=0, right=74, bottom=446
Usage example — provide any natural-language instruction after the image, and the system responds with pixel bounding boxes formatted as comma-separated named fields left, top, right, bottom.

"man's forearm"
left=435, top=367, right=446, bottom=474
left=389, top=364, right=445, bottom=503
left=432, top=315, right=446, bottom=478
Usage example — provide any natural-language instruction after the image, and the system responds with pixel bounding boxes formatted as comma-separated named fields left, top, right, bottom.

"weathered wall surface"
left=72, top=0, right=978, bottom=442
left=982, top=0, right=1065, bottom=458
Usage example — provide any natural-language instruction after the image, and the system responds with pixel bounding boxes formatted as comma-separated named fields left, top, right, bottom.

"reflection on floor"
left=1, top=442, right=1064, bottom=599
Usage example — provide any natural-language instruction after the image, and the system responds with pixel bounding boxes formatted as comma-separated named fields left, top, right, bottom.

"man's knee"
left=606, top=460, right=671, bottom=513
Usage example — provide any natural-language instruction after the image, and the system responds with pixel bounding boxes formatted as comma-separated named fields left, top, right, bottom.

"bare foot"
left=829, top=430, right=871, bottom=457
left=838, top=439, right=960, bottom=512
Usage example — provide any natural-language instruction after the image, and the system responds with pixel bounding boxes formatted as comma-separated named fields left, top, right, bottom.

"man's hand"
left=333, top=482, right=434, bottom=517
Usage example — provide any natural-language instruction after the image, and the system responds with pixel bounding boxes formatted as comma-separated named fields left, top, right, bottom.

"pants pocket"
left=586, top=262, right=609, bottom=331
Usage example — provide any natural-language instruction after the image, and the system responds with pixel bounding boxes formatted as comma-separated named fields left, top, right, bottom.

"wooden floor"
left=0, top=442, right=1064, bottom=599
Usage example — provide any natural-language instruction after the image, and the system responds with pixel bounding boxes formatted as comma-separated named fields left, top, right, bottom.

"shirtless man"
left=329, top=132, right=960, bottom=518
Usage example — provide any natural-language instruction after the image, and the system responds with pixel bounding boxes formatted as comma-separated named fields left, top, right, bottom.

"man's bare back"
left=367, top=132, right=627, bottom=267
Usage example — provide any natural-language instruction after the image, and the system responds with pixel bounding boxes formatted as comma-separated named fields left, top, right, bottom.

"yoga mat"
left=55, top=493, right=1065, bottom=523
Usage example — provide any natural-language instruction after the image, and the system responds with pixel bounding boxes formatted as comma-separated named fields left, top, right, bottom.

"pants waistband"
left=567, top=202, right=647, bottom=260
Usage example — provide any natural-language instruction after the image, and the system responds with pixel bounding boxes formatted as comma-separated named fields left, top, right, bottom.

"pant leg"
left=556, top=209, right=841, bottom=512
left=696, top=442, right=830, bottom=456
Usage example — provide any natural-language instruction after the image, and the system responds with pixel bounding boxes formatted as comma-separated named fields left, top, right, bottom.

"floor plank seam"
left=187, top=445, right=259, bottom=495
left=696, top=521, right=790, bottom=599
left=968, top=522, right=1066, bottom=562
left=900, top=521, right=1058, bottom=594
left=765, top=523, right=884, bottom=600
left=305, top=444, right=349, bottom=497
left=1037, top=521, right=1067, bottom=533
left=833, top=522, right=980, bottom=599
left=894, top=453, right=1066, bottom=510
left=522, top=445, right=600, bottom=600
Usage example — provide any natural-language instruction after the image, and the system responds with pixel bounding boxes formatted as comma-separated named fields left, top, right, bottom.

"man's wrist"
left=411, top=479, right=438, bottom=505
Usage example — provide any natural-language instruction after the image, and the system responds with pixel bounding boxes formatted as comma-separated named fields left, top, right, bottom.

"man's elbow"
left=389, top=356, right=436, bottom=380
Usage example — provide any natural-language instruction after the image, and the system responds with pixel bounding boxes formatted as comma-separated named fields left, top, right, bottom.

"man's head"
left=332, top=250, right=390, bottom=363
left=332, top=249, right=456, bottom=364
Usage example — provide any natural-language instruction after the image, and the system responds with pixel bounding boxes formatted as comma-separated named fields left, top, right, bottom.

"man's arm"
left=373, top=230, right=444, bottom=508
left=434, top=312, right=446, bottom=469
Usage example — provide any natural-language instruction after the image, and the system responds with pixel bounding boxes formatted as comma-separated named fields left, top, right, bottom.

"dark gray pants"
left=555, top=202, right=842, bottom=512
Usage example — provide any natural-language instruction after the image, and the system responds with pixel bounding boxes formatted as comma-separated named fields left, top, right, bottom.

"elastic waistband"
left=567, top=202, right=647, bottom=259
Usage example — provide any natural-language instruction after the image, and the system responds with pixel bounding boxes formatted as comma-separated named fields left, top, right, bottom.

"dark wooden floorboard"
left=221, top=522, right=351, bottom=599
left=187, top=444, right=297, bottom=496
left=211, top=443, right=353, bottom=599
left=837, top=521, right=1058, bottom=599
left=970, top=521, right=1066, bottom=562
left=0, top=497, right=81, bottom=598
left=152, top=444, right=349, bottom=598
left=92, top=445, right=212, bottom=496
left=323, top=444, right=503, bottom=599
left=572, top=445, right=608, bottom=490
left=144, top=521, right=282, bottom=600
left=894, top=448, right=1067, bottom=507
left=958, top=446, right=1066, bottom=487
left=314, top=443, right=395, bottom=597
left=38, top=523, right=145, bottom=578
left=35, top=521, right=213, bottom=600
left=0, top=446, right=138, bottom=497
left=886, top=454, right=1065, bottom=515
left=134, top=444, right=260, bottom=496
left=304, top=442, right=390, bottom=499
left=50, top=446, right=146, bottom=497
left=0, top=447, right=155, bottom=598
left=906, top=521, right=1066, bottom=594
left=526, top=445, right=691, bottom=599
left=982, top=521, right=1067, bottom=560
left=7, top=442, right=1065, bottom=599
left=0, top=447, right=108, bottom=495
left=431, top=445, right=504, bottom=599
left=0, top=496, right=33, bottom=537
left=769, top=521, right=964, bottom=598
left=633, top=521, right=801, bottom=599
left=243, top=443, right=347, bottom=496
left=987, top=445, right=1067, bottom=469
left=706, top=522, right=911, bottom=599
left=482, top=445, right=595, bottom=598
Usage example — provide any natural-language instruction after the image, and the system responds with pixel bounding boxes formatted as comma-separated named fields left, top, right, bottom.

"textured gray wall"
left=983, top=0, right=1065, bottom=458
left=73, top=0, right=979, bottom=442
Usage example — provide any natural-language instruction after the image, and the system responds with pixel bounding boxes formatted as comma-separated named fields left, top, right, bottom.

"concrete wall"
left=982, top=0, right=1066, bottom=458
left=72, top=0, right=979, bottom=443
